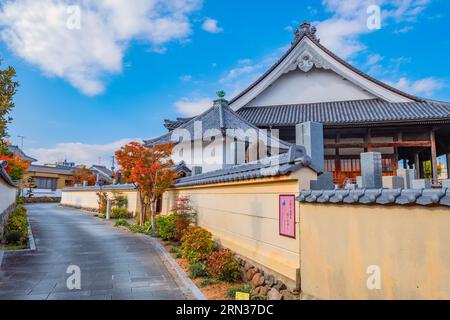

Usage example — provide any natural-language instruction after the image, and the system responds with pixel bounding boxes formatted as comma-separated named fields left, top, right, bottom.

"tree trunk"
left=139, top=192, right=146, bottom=227
left=150, top=198, right=156, bottom=230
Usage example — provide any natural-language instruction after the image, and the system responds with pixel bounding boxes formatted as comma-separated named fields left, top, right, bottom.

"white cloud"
left=386, top=77, right=446, bottom=96
left=316, top=0, right=432, bottom=59
left=180, top=74, right=193, bottom=81
left=366, top=54, right=384, bottom=66
left=201, top=17, right=223, bottom=33
left=27, top=138, right=143, bottom=166
left=0, top=0, right=201, bottom=95
left=175, top=97, right=212, bottom=117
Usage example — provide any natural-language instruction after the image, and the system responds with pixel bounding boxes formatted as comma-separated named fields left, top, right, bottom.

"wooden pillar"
left=366, top=129, right=372, bottom=152
left=430, top=129, right=438, bottom=183
left=447, top=151, right=450, bottom=179
left=414, top=152, right=420, bottom=179
left=335, top=133, right=341, bottom=184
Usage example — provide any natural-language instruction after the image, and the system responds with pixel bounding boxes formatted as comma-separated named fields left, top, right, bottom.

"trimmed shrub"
left=114, top=219, right=129, bottom=227
left=206, top=249, right=242, bottom=282
left=226, top=284, right=252, bottom=300
left=181, top=226, right=215, bottom=264
left=188, top=262, right=209, bottom=279
left=110, top=207, right=130, bottom=219
left=4, top=205, right=28, bottom=245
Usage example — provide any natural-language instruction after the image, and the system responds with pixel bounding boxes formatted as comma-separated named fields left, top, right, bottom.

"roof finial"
left=292, top=21, right=319, bottom=45
left=216, top=90, right=226, bottom=99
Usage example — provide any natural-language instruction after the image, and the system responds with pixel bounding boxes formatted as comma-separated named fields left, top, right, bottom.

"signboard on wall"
left=279, top=195, right=296, bottom=238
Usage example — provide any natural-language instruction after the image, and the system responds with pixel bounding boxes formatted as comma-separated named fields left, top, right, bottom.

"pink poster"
left=279, top=195, right=296, bottom=238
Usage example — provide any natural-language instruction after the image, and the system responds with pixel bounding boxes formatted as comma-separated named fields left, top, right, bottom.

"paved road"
left=0, top=204, right=187, bottom=300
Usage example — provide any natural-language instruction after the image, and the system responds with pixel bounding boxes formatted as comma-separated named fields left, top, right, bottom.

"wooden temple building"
left=160, top=22, right=450, bottom=186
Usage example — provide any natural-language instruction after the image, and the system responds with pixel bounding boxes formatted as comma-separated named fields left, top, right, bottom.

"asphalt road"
left=0, top=203, right=187, bottom=300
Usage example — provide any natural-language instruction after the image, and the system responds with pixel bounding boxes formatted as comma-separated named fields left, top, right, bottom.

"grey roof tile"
left=329, top=189, right=350, bottom=203
left=173, top=145, right=312, bottom=188
left=63, top=184, right=137, bottom=191
left=343, top=189, right=366, bottom=204
left=236, top=99, right=450, bottom=127
left=28, top=164, right=75, bottom=175
left=416, top=188, right=447, bottom=206
left=359, top=189, right=382, bottom=204
left=376, top=189, right=402, bottom=204
left=298, top=187, right=449, bottom=207
left=0, top=161, right=17, bottom=187
left=317, top=190, right=336, bottom=203
left=396, top=189, right=423, bottom=205
left=440, top=190, right=450, bottom=207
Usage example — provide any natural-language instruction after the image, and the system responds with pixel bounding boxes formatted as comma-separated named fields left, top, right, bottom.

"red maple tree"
left=115, top=141, right=177, bottom=227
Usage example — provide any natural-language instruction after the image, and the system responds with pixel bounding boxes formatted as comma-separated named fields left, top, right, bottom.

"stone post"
left=360, top=152, right=382, bottom=189
left=296, top=122, right=324, bottom=172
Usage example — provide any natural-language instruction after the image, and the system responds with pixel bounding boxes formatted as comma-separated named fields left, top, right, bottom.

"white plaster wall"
left=61, top=190, right=140, bottom=214
left=0, top=179, right=17, bottom=214
left=247, top=68, right=375, bottom=106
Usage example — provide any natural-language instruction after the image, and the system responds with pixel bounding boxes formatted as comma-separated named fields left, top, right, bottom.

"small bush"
left=199, top=279, right=216, bottom=288
left=206, top=249, right=241, bottom=282
left=110, top=207, right=130, bottom=219
left=5, top=230, right=23, bottom=244
left=158, top=214, right=178, bottom=241
left=114, top=219, right=129, bottom=227
left=5, top=205, right=28, bottom=235
left=127, top=224, right=145, bottom=233
left=175, top=252, right=182, bottom=259
left=169, top=247, right=179, bottom=254
left=226, top=284, right=252, bottom=300
left=181, top=226, right=215, bottom=264
left=188, top=262, right=209, bottom=279
left=111, top=193, right=128, bottom=209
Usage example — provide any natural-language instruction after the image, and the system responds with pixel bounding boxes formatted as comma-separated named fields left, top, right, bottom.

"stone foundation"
left=236, top=256, right=300, bottom=300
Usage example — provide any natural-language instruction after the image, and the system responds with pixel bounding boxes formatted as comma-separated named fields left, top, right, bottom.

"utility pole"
left=17, top=135, right=26, bottom=149
left=111, top=156, right=116, bottom=172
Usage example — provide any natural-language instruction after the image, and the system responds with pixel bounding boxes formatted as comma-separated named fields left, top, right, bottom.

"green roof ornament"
left=216, top=90, right=226, bottom=99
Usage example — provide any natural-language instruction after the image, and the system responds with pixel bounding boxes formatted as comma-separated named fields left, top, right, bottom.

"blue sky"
left=0, top=0, right=449, bottom=165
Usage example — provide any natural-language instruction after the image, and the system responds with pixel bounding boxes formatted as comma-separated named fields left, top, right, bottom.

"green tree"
left=0, top=62, right=19, bottom=155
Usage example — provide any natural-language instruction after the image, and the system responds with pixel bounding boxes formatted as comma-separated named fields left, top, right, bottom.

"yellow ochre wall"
left=300, top=203, right=450, bottom=300
left=162, top=168, right=317, bottom=289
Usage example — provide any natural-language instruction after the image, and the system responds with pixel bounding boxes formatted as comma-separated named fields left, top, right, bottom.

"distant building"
left=7, top=145, right=37, bottom=163
left=23, top=164, right=77, bottom=198
left=90, top=165, right=114, bottom=185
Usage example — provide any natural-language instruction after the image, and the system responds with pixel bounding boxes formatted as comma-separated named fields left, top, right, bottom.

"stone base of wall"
left=59, top=204, right=99, bottom=213
left=236, top=256, right=300, bottom=300
left=0, top=203, right=17, bottom=242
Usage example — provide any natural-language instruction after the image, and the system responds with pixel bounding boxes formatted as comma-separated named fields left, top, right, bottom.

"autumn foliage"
left=0, top=154, right=29, bottom=180
left=72, top=166, right=97, bottom=186
left=115, top=141, right=177, bottom=227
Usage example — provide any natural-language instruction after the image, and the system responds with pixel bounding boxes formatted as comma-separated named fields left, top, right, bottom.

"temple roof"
left=229, top=22, right=422, bottom=110
left=236, top=99, right=450, bottom=127
left=145, top=97, right=292, bottom=149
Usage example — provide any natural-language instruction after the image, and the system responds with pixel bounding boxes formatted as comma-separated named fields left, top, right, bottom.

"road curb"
left=0, top=249, right=4, bottom=268
left=149, top=237, right=207, bottom=301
